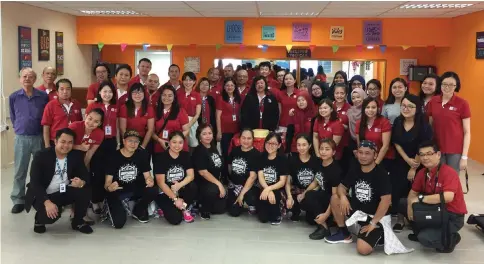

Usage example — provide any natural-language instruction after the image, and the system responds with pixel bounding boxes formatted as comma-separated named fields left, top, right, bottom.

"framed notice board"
left=286, top=48, right=311, bottom=59
left=18, top=26, right=33, bottom=71
left=55, top=31, right=64, bottom=75
left=38, top=29, right=50, bottom=61
left=477, top=32, right=484, bottom=59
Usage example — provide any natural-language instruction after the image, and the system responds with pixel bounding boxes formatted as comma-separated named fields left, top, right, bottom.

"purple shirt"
left=9, top=88, right=48, bottom=135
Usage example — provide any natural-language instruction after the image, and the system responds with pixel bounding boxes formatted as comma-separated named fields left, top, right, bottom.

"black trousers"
left=106, top=185, right=158, bottom=229
left=391, top=158, right=413, bottom=214
left=226, top=186, right=259, bottom=217
left=33, top=186, right=91, bottom=226
left=91, top=137, right=118, bottom=203
left=220, top=133, right=234, bottom=184
left=257, top=189, right=282, bottom=223
left=198, top=180, right=226, bottom=214
left=300, top=190, right=331, bottom=224
left=155, top=182, right=198, bottom=225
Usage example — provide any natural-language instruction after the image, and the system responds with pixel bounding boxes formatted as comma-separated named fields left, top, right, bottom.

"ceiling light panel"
left=79, top=10, right=140, bottom=15
left=399, top=3, right=475, bottom=9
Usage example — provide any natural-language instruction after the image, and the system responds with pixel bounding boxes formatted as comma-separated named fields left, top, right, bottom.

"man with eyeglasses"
left=405, top=140, right=467, bottom=253
left=86, top=62, right=111, bottom=105
left=276, top=69, right=286, bottom=85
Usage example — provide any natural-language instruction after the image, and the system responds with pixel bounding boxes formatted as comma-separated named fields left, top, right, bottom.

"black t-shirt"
left=392, top=118, right=433, bottom=162
left=258, top=154, right=289, bottom=185
left=154, top=151, right=192, bottom=187
left=228, top=146, right=260, bottom=185
left=107, top=149, right=151, bottom=192
left=289, top=155, right=320, bottom=189
left=192, top=145, right=223, bottom=181
left=315, top=160, right=342, bottom=194
left=342, top=164, right=391, bottom=215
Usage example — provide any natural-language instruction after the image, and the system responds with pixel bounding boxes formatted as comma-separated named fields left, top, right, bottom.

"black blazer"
left=25, top=147, right=90, bottom=212
left=197, top=95, right=218, bottom=136
left=241, top=92, right=279, bottom=131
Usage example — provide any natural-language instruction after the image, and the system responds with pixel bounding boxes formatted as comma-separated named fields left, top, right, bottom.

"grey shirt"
left=382, top=103, right=401, bottom=125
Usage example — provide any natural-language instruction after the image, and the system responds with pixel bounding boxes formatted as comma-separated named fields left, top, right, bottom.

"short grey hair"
left=19, top=67, right=37, bottom=78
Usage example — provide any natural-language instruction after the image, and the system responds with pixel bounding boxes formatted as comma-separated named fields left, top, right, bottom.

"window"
left=135, top=50, right=171, bottom=85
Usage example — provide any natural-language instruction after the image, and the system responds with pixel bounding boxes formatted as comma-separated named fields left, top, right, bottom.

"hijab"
left=347, top=75, right=366, bottom=105
left=294, top=91, right=316, bottom=132
left=347, top=88, right=368, bottom=140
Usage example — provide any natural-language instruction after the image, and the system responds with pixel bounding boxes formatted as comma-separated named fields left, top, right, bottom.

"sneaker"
left=34, top=221, right=46, bottom=234
left=132, top=211, right=150, bottom=223
left=248, top=206, right=257, bottom=215
left=72, top=223, right=93, bottom=234
left=324, top=231, right=353, bottom=244
left=200, top=212, right=211, bottom=220
left=393, top=223, right=405, bottom=233
left=271, top=217, right=282, bottom=225
left=83, top=215, right=95, bottom=226
left=408, top=233, right=418, bottom=242
left=92, top=203, right=102, bottom=214
left=157, top=209, right=164, bottom=218
left=309, top=226, right=330, bottom=240
left=183, top=210, right=194, bottom=223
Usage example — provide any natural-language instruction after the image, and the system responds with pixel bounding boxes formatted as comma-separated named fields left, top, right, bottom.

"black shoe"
left=290, top=213, right=300, bottom=222
left=132, top=211, right=150, bottom=223
left=408, top=233, right=418, bottom=242
left=34, top=221, right=46, bottom=234
left=309, top=226, right=330, bottom=240
left=200, top=212, right=211, bottom=220
left=436, top=233, right=461, bottom=253
left=11, top=204, right=25, bottom=214
left=72, top=223, right=93, bottom=234
left=393, top=223, right=405, bottom=233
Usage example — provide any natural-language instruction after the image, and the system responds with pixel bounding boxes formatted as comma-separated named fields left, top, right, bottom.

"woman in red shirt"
left=115, top=64, right=133, bottom=106
left=86, top=62, right=110, bottom=105
left=42, top=79, right=83, bottom=148
left=288, top=91, right=316, bottom=154
left=216, top=78, right=241, bottom=183
left=119, top=82, right=155, bottom=154
left=153, top=85, right=190, bottom=154
left=196, top=77, right=217, bottom=136
left=313, top=99, right=344, bottom=159
left=333, top=83, right=352, bottom=171
left=279, top=72, right=300, bottom=153
left=177, top=72, right=201, bottom=148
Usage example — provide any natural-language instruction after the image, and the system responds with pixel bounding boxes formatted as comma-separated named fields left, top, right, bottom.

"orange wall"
left=436, top=10, right=484, bottom=163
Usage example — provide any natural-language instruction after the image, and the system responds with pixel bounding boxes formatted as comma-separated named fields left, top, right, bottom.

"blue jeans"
left=440, top=154, right=461, bottom=173
left=11, top=135, right=43, bottom=205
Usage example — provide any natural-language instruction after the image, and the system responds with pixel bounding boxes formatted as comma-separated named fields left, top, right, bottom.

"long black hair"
left=280, top=72, right=296, bottom=91
left=87, top=108, right=105, bottom=129
left=295, top=133, right=314, bottom=156
left=249, top=76, right=269, bottom=96
left=126, top=82, right=148, bottom=118
left=196, top=123, right=218, bottom=153
left=95, top=80, right=117, bottom=105
left=419, top=73, right=441, bottom=101
left=156, top=85, right=180, bottom=120
left=393, top=94, right=429, bottom=143
left=358, top=97, right=382, bottom=142
left=385, top=77, right=409, bottom=104
left=221, top=77, right=241, bottom=104
left=317, top=99, right=338, bottom=122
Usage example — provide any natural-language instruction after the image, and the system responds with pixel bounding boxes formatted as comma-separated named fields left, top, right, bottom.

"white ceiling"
left=22, top=1, right=484, bottom=18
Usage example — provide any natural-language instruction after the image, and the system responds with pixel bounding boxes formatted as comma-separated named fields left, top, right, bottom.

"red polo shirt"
left=313, top=119, right=345, bottom=159
left=376, top=97, right=384, bottom=114
left=86, top=82, right=101, bottom=101
left=334, top=102, right=352, bottom=147
left=85, top=102, right=118, bottom=139
left=290, top=112, right=313, bottom=153
left=128, top=75, right=142, bottom=88
left=238, top=85, right=250, bottom=103
left=41, top=99, right=83, bottom=140
left=149, top=89, right=162, bottom=110
left=355, top=116, right=394, bottom=159
left=209, top=83, right=222, bottom=99
left=216, top=96, right=241, bottom=134
left=412, top=164, right=467, bottom=215
left=277, top=89, right=300, bottom=127
left=68, top=121, right=104, bottom=146
left=119, top=105, right=155, bottom=138
left=176, top=89, right=201, bottom=117
left=154, top=108, right=189, bottom=153
left=37, top=84, right=58, bottom=101
left=426, top=94, right=471, bottom=154
left=163, top=80, right=182, bottom=91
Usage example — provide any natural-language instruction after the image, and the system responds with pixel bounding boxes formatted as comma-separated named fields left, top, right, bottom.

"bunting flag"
left=427, top=45, right=435, bottom=52
left=98, top=42, right=104, bottom=52
left=356, top=45, right=363, bottom=52
left=379, top=45, right=387, bottom=53
left=402, top=45, right=411, bottom=50
left=142, top=44, right=150, bottom=51
left=286, top=44, right=293, bottom=52
left=309, top=45, right=316, bottom=52
left=167, top=44, right=173, bottom=51
left=120, top=43, right=128, bottom=52
left=189, top=44, right=197, bottom=49
left=239, top=44, right=246, bottom=50
left=215, top=44, right=222, bottom=51
left=262, top=44, right=268, bottom=52
left=332, top=45, right=339, bottom=53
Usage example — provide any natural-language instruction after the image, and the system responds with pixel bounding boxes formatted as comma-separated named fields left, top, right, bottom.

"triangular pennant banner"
left=332, top=45, right=339, bottom=53
left=142, top=44, right=150, bottom=51
left=189, top=44, right=197, bottom=49
left=427, top=45, right=435, bottom=52
left=356, top=45, right=363, bottom=52
left=262, top=44, right=268, bottom=52
left=379, top=45, right=387, bottom=53
left=309, top=45, right=316, bottom=52
left=98, top=42, right=104, bottom=52
left=215, top=44, right=222, bottom=51
left=286, top=44, right=293, bottom=52
left=120, top=43, right=128, bottom=52
left=402, top=45, right=411, bottom=50
left=167, top=44, right=173, bottom=51
left=239, top=44, right=246, bottom=50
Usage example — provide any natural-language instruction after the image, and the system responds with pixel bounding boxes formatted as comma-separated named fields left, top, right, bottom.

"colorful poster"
left=18, top=26, right=32, bottom=71
left=477, top=32, right=484, bottom=59
left=292, top=23, right=311, bottom=42
left=38, top=29, right=50, bottom=61
left=55, top=32, right=64, bottom=75
left=330, top=26, right=344, bottom=40
left=224, top=20, right=244, bottom=44
left=262, top=26, right=276, bottom=40
left=184, top=57, right=200, bottom=73
left=363, top=20, right=382, bottom=45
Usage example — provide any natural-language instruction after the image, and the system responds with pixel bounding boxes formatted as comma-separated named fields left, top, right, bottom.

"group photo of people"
left=9, top=57, right=471, bottom=256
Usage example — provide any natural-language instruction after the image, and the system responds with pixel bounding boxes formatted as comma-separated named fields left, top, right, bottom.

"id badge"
left=162, top=130, right=169, bottom=139
left=60, top=183, right=66, bottom=193
left=260, top=112, right=263, bottom=119
left=232, top=115, right=237, bottom=121
left=105, top=125, right=112, bottom=136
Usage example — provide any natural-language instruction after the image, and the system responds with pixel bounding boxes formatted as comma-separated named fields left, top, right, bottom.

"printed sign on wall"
left=477, top=32, right=484, bottom=59
left=363, top=20, right=382, bottom=45
left=400, top=59, right=417, bottom=76
left=262, top=26, right=276, bottom=40
left=55, top=31, right=64, bottom=75
left=292, top=23, right=311, bottom=42
left=225, top=20, right=244, bottom=44
left=38, top=29, right=50, bottom=61
left=330, top=26, right=344, bottom=40
left=18, top=26, right=32, bottom=71
left=184, top=57, right=200, bottom=73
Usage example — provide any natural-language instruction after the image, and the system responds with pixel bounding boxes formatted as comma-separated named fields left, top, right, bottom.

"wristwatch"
left=418, top=194, right=424, bottom=203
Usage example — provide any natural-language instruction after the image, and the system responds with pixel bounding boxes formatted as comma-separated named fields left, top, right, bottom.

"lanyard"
left=230, top=97, right=236, bottom=116
left=202, top=97, right=208, bottom=123
left=55, top=157, right=68, bottom=181
left=60, top=103, right=72, bottom=123
left=424, top=163, right=441, bottom=194
left=104, top=104, right=112, bottom=126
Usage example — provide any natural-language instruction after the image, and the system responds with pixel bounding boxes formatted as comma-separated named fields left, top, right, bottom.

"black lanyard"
left=60, top=102, right=72, bottom=123
left=424, top=163, right=441, bottom=194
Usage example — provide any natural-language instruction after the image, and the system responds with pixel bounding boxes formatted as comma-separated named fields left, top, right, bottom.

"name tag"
left=162, top=130, right=169, bottom=139
left=60, top=183, right=66, bottom=193
left=232, top=115, right=237, bottom=121
left=105, top=125, right=112, bottom=136
left=260, top=112, right=263, bottom=119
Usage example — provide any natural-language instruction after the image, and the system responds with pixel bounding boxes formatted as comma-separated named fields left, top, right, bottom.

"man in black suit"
left=25, top=128, right=93, bottom=234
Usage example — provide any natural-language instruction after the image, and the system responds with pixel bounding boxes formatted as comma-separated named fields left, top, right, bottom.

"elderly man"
left=145, top=73, right=161, bottom=107
left=9, top=68, right=49, bottom=213
left=236, top=69, right=250, bottom=101
left=37, top=66, right=58, bottom=101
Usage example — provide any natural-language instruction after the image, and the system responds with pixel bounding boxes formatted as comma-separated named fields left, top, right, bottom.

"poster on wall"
left=286, top=48, right=311, bottom=59
left=224, top=20, right=244, bottom=44
left=261, top=26, right=276, bottom=40
left=38, top=29, right=50, bottom=61
left=55, top=31, right=64, bottom=75
left=330, top=26, right=344, bottom=40
left=400, top=59, right=417, bottom=76
left=184, top=57, right=200, bottom=73
left=292, top=23, right=311, bottom=42
left=363, top=20, right=382, bottom=45
left=18, top=26, right=33, bottom=71
left=476, top=32, right=484, bottom=59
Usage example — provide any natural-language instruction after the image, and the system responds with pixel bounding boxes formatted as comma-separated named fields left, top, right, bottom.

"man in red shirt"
left=37, top=66, right=58, bottom=101
left=128, top=58, right=152, bottom=88
left=235, top=69, right=250, bottom=101
left=146, top=73, right=161, bottom=107
left=406, top=140, right=467, bottom=253
left=258, top=61, right=280, bottom=95
left=223, top=64, right=235, bottom=79
left=164, top=64, right=181, bottom=90
left=207, top=67, right=222, bottom=98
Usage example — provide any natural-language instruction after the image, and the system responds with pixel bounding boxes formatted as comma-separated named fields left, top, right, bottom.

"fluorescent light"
left=257, top=45, right=263, bottom=48
left=80, top=10, right=139, bottom=15
left=367, top=45, right=374, bottom=49
left=400, top=3, right=473, bottom=9
left=259, top=12, right=319, bottom=17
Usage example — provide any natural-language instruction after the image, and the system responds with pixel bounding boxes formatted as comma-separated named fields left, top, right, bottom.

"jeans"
left=11, top=135, right=43, bottom=205
left=441, top=154, right=461, bottom=174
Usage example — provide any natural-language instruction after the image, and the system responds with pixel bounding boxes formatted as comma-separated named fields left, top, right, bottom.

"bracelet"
left=461, top=156, right=468, bottom=160
left=369, top=220, right=378, bottom=227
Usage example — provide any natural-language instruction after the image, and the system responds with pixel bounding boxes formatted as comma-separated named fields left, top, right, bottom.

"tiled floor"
left=2, top=161, right=484, bottom=264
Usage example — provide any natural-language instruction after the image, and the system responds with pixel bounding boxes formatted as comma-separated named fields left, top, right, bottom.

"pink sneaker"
left=157, top=209, right=164, bottom=218
left=183, top=210, right=194, bottom=223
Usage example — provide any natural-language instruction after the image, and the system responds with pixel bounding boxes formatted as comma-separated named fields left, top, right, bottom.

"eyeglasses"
left=265, top=141, right=279, bottom=147
left=441, top=83, right=456, bottom=88
left=132, top=91, right=144, bottom=95
left=400, top=104, right=416, bottom=110
left=418, top=151, right=436, bottom=157
left=312, top=87, right=322, bottom=91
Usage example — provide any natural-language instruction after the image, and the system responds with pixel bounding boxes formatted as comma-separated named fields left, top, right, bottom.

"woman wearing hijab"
left=329, top=71, right=348, bottom=101
left=288, top=91, right=317, bottom=154
left=347, top=75, right=366, bottom=105
left=346, top=88, right=368, bottom=156
left=310, top=81, right=329, bottom=106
